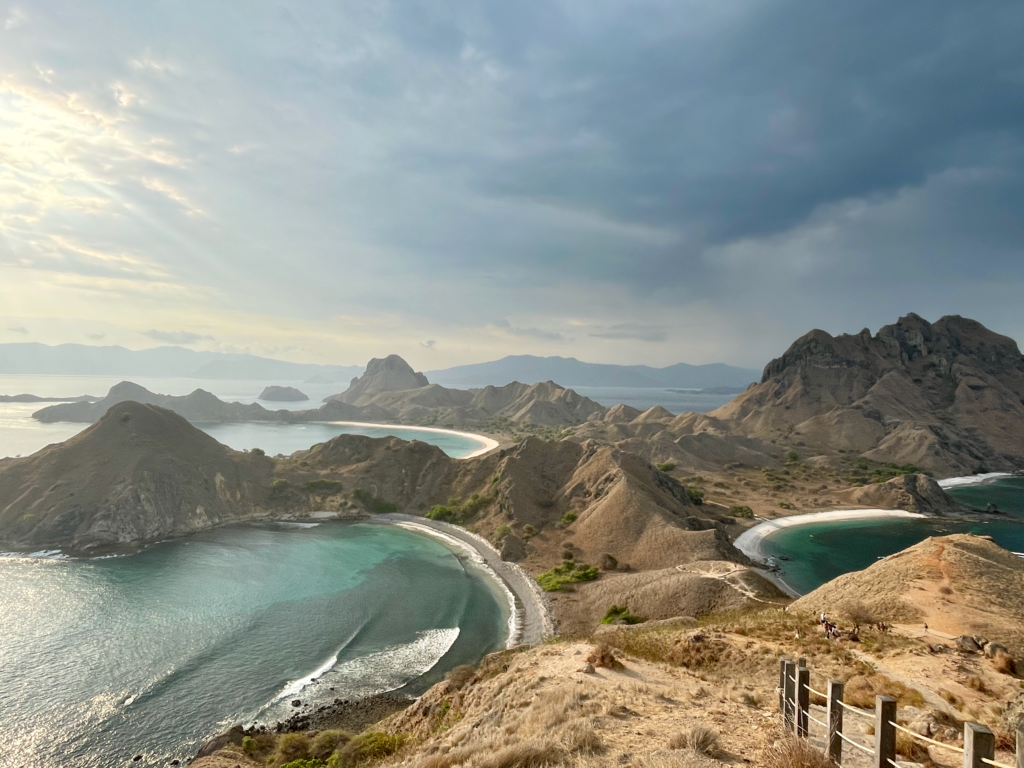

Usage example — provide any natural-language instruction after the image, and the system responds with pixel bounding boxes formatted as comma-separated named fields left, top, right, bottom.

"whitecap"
left=937, top=472, right=1013, bottom=488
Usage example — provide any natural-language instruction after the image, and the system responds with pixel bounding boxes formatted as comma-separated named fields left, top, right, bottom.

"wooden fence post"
left=783, top=659, right=796, bottom=731
left=1017, top=720, right=1023, bottom=768
left=827, top=679, right=844, bottom=765
left=964, top=722, right=995, bottom=768
left=779, top=658, right=789, bottom=716
left=796, top=666, right=810, bottom=738
left=874, top=696, right=897, bottom=768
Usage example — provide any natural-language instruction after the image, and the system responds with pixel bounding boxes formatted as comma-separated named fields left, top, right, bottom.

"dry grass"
left=993, top=650, right=1017, bottom=675
left=668, top=725, right=720, bottom=756
left=310, top=730, right=351, bottom=760
left=762, top=734, right=837, bottom=768
left=446, top=664, right=477, bottom=689
left=843, top=674, right=925, bottom=709
left=587, top=643, right=624, bottom=670
left=895, top=730, right=931, bottom=763
left=634, top=751, right=720, bottom=768
left=270, top=732, right=311, bottom=767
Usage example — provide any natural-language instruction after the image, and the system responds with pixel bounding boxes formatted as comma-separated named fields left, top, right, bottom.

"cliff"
left=711, top=314, right=1024, bottom=475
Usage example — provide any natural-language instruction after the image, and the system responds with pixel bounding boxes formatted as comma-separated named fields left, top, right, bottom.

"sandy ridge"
left=374, top=513, right=554, bottom=646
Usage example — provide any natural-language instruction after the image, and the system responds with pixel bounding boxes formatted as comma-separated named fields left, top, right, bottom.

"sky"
left=1, top=0, right=1023, bottom=370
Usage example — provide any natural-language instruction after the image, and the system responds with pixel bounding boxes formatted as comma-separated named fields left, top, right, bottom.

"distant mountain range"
left=0, top=343, right=363, bottom=382
left=426, top=355, right=760, bottom=389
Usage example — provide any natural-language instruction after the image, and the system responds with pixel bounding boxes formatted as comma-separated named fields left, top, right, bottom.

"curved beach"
left=325, top=421, right=500, bottom=459
left=375, top=513, right=554, bottom=647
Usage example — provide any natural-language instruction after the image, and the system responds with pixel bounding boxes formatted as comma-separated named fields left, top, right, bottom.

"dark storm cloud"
left=3, top=0, right=1023, bottom=365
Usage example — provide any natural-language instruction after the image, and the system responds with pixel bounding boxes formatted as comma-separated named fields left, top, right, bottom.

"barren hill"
left=793, top=534, right=1024, bottom=657
left=2, top=406, right=742, bottom=579
left=331, top=354, right=430, bottom=405
left=0, top=402, right=275, bottom=554
left=712, top=314, right=1024, bottom=475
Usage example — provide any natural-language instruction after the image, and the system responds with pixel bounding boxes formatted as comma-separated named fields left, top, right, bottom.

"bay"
left=760, top=477, right=1024, bottom=595
left=0, top=522, right=507, bottom=768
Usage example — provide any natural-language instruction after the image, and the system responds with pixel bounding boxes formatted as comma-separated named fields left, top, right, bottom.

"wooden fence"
left=779, top=657, right=1023, bottom=768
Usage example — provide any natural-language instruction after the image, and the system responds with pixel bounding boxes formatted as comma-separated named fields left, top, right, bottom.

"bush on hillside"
left=559, top=511, right=577, bottom=526
left=728, top=505, right=755, bottom=519
left=601, top=605, right=644, bottom=625
left=494, top=524, right=511, bottom=543
left=669, top=725, right=720, bottom=756
left=537, top=560, right=600, bottom=591
left=305, top=479, right=343, bottom=495
left=351, top=489, right=397, bottom=513
left=327, top=732, right=408, bottom=768
left=425, top=505, right=460, bottom=523
left=656, top=461, right=676, bottom=472
left=685, top=486, right=705, bottom=505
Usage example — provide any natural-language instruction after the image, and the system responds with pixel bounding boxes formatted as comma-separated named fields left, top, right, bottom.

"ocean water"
left=0, top=522, right=507, bottom=768
left=760, top=476, right=1024, bottom=595
left=571, top=386, right=736, bottom=413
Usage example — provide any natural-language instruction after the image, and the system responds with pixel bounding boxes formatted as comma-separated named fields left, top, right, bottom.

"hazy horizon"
left=2, top=1, right=1022, bottom=369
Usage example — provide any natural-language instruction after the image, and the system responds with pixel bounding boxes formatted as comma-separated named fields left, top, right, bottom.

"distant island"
left=258, top=385, right=309, bottom=402
left=0, top=394, right=97, bottom=403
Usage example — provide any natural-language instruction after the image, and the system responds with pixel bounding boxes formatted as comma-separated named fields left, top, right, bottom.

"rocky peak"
left=333, top=354, right=430, bottom=405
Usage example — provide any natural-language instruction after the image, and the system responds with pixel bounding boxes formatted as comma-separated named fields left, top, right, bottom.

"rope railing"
left=980, top=758, right=1016, bottom=768
left=778, top=656, right=1019, bottom=768
left=806, top=713, right=828, bottom=729
left=837, top=730, right=874, bottom=755
left=837, top=699, right=874, bottom=718
left=889, top=721, right=965, bottom=755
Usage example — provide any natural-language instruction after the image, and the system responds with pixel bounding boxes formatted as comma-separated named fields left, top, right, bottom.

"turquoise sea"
left=0, top=522, right=508, bottom=768
left=760, top=476, right=1024, bottom=595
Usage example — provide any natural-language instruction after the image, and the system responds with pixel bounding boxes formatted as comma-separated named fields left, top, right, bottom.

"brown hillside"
left=793, top=534, right=1024, bottom=657
left=0, top=402, right=274, bottom=554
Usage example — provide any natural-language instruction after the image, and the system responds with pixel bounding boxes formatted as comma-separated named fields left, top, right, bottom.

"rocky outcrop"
left=331, top=355, right=430, bottom=405
left=258, top=386, right=308, bottom=402
left=710, top=314, right=1024, bottom=475
left=834, top=474, right=969, bottom=516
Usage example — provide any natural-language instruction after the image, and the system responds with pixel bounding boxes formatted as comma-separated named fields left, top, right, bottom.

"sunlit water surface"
left=0, top=522, right=507, bottom=768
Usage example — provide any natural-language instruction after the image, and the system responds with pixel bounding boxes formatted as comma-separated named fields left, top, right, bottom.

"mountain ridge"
left=427, top=354, right=760, bottom=389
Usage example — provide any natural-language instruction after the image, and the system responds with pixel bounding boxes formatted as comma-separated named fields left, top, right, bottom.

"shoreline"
left=323, top=421, right=500, bottom=459
left=937, top=472, right=1015, bottom=489
left=734, top=509, right=927, bottom=597
left=374, top=513, right=554, bottom=646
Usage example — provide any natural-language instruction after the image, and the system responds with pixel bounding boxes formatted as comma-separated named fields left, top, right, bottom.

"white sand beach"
left=936, top=472, right=1014, bottom=489
left=374, top=513, right=554, bottom=647
left=325, top=421, right=500, bottom=459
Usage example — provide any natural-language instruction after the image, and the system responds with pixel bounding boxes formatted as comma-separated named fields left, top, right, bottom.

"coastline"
left=937, top=472, right=1014, bottom=489
left=733, top=509, right=927, bottom=597
left=323, top=421, right=500, bottom=459
left=374, top=513, right=554, bottom=646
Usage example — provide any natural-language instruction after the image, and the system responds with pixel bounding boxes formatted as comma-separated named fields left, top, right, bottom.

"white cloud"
left=142, top=329, right=214, bottom=345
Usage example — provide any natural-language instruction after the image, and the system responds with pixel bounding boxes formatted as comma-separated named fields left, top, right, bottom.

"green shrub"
left=241, top=736, right=257, bottom=753
left=685, top=485, right=705, bottom=505
left=494, top=524, right=511, bottom=543
left=351, top=489, right=397, bottom=513
left=728, top=505, right=755, bottom=519
left=537, top=560, right=600, bottom=592
left=305, top=479, right=343, bottom=495
left=327, top=732, right=409, bottom=768
left=656, top=461, right=676, bottom=472
left=786, top=450, right=800, bottom=463
left=559, top=510, right=577, bottom=526
left=270, top=479, right=290, bottom=496
left=273, top=732, right=311, bottom=765
left=425, top=505, right=460, bottom=523
left=251, top=447, right=266, bottom=457
left=522, top=524, right=537, bottom=539
left=601, top=604, right=644, bottom=625
left=310, top=731, right=351, bottom=761
left=281, top=760, right=326, bottom=768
